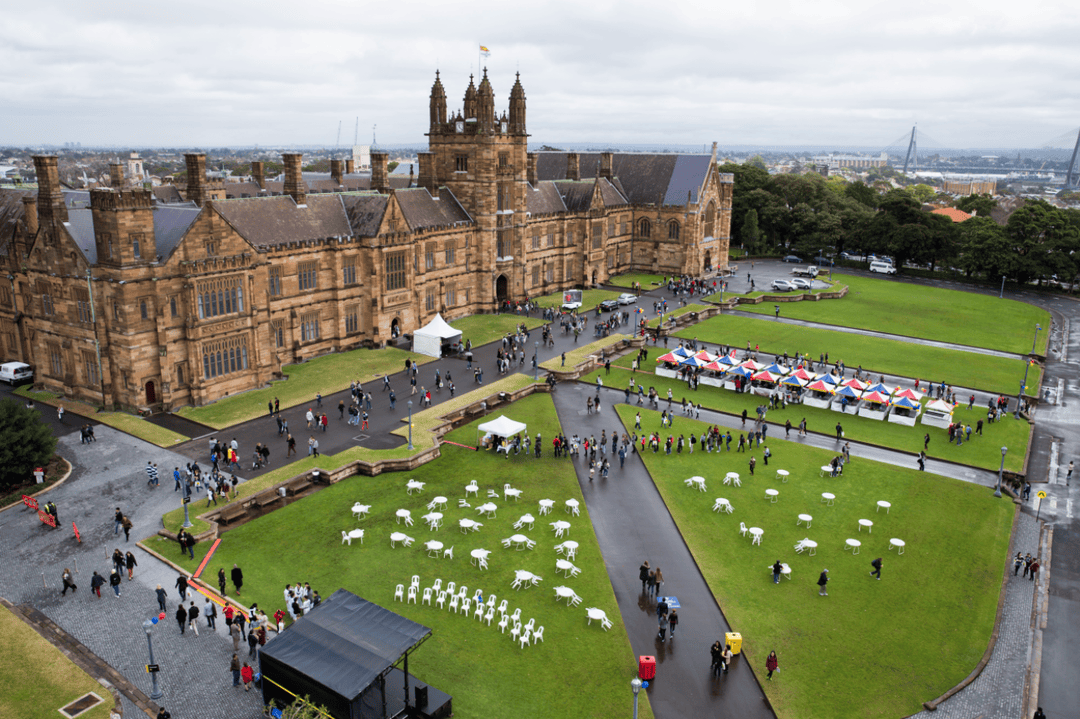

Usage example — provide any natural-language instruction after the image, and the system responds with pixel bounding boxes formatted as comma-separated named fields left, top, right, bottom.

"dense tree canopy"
left=0, top=399, right=57, bottom=488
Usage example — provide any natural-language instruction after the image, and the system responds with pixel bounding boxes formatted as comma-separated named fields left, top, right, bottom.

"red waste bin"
left=638, top=655, right=656, bottom=680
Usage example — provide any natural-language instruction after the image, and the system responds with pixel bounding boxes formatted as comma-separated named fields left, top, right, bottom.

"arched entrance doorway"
left=390, top=318, right=400, bottom=339
left=704, top=250, right=712, bottom=272
left=496, top=275, right=509, bottom=304
left=145, top=381, right=156, bottom=404
left=591, top=269, right=598, bottom=287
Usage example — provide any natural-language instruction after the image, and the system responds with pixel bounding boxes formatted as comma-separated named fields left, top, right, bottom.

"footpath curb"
left=1022, top=524, right=1053, bottom=719
left=0, top=456, right=74, bottom=514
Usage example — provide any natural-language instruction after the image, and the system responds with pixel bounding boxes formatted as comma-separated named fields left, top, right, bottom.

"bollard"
left=42, top=572, right=47, bottom=588
left=74, top=557, right=78, bottom=574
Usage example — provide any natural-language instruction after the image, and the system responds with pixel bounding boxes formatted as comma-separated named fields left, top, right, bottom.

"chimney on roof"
left=330, top=159, right=344, bottom=187
left=599, top=152, right=613, bottom=180
left=371, top=152, right=389, bottom=194
left=283, top=153, right=306, bottom=205
left=527, top=153, right=538, bottom=186
left=251, top=161, right=265, bottom=190
left=418, top=152, right=436, bottom=195
left=21, top=195, right=38, bottom=239
left=32, top=155, right=68, bottom=228
left=184, top=153, right=208, bottom=207
left=109, top=162, right=125, bottom=188
left=566, top=153, right=580, bottom=181
left=345, top=158, right=355, bottom=174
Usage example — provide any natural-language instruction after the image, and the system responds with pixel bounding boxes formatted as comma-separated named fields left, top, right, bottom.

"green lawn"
left=606, top=272, right=666, bottom=289
left=533, top=288, right=622, bottom=310
left=160, top=394, right=652, bottom=719
left=738, top=273, right=1050, bottom=355
left=0, top=606, right=114, bottom=719
left=676, top=314, right=1042, bottom=396
left=161, top=374, right=541, bottom=535
left=449, top=314, right=545, bottom=348
left=586, top=365, right=1029, bottom=473
left=616, top=405, right=1012, bottom=719
left=703, top=278, right=844, bottom=302
left=14, top=387, right=188, bottom=446
left=177, top=346, right=431, bottom=429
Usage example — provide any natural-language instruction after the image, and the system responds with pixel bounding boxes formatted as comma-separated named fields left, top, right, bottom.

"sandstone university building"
left=0, top=71, right=733, bottom=412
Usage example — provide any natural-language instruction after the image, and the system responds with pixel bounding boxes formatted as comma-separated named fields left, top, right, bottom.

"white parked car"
left=771, top=279, right=794, bottom=292
left=790, top=278, right=812, bottom=291
left=869, top=261, right=897, bottom=275
left=0, top=361, right=33, bottom=385
left=617, top=293, right=637, bottom=305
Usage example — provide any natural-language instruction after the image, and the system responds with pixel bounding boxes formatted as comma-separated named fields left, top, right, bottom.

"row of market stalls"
left=655, top=346, right=956, bottom=428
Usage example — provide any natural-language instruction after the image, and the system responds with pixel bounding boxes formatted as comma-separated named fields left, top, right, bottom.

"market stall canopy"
left=862, top=390, right=891, bottom=404
left=781, top=375, right=808, bottom=387
left=695, top=351, right=718, bottom=363
left=728, top=366, right=754, bottom=378
left=841, top=378, right=867, bottom=391
left=411, top=314, right=462, bottom=358
left=739, top=359, right=765, bottom=371
left=835, top=385, right=862, bottom=399
left=656, top=352, right=681, bottom=363
left=791, top=368, right=817, bottom=381
left=752, top=370, right=782, bottom=383
left=892, top=396, right=921, bottom=410
left=761, top=363, right=788, bottom=376
left=925, top=399, right=955, bottom=413
left=673, top=346, right=695, bottom=358
left=717, top=353, right=740, bottom=367
left=865, top=383, right=895, bottom=396
left=807, top=379, right=835, bottom=393
left=477, top=415, right=527, bottom=438
left=894, top=388, right=923, bottom=402
left=820, top=373, right=841, bottom=385
left=679, top=355, right=707, bottom=368
left=702, top=360, right=727, bottom=372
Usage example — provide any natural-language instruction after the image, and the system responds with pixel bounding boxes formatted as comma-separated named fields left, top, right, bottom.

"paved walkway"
left=550, top=382, right=775, bottom=719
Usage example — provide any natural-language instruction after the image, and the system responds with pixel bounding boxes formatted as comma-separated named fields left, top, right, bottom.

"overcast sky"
left=3, top=0, right=1079, bottom=150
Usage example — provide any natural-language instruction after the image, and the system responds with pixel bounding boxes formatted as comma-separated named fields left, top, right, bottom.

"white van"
left=0, top=361, right=33, bottom=385
left=869, top=261, right=896, bottom=275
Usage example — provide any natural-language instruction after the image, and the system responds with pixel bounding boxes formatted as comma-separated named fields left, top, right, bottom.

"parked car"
left=790, top=278, right=813, bottom=290
left=782, top=255, right=802, bottom=263
left=869, top=261, right=897, bottom=275
left=814, top=255, right=834, bottom=266
left=0, top=361, right=33, bottom=385
left=599, top=299, right=620, bottom=311
left=838, top=251, right=856, bottom=261
left=771, top=279, right=794, bottom=291
left=617, top=293, right=637, bottom=305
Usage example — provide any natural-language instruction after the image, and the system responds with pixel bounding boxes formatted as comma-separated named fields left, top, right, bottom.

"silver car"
left=771, top=279, right=794, bottom=291
left=790, top=278, right=812, bottom=291
left=617, top=293, right=637, bottom=305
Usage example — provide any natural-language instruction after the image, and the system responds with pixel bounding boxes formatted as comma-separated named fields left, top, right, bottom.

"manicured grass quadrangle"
left=170, top=394, right=652, bottom=719
left=616, top=405, right=1013, bottom=719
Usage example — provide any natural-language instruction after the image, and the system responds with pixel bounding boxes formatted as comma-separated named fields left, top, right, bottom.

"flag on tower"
left=480, top=45, right=491, bottom=57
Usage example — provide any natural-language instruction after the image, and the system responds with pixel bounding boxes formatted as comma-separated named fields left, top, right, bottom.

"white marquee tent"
left=412, top=314, right=462, bottom=358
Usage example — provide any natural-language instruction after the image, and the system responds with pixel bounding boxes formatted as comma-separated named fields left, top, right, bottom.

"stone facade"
left=0, top=71, right=732, bottom=412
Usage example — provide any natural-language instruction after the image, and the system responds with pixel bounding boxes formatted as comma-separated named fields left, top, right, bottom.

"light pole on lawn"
left=143, top=618, right=163, bottom=700
left=407, top=400, right=413, bottom=450
left=631, top=677, right=642, bottom=719
left=181, top=474, right=192, bottom=529
left=995, top=446, right=1007, bottom=498
left=1000, top=275, right=1006, bottom=299
left=1016, top=324, right=1041, bottom=418
left=534, top=341, right=539, bottom=381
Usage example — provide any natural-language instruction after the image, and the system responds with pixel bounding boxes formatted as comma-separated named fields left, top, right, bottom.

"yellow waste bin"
left=725, top=632, right=743, bottom=655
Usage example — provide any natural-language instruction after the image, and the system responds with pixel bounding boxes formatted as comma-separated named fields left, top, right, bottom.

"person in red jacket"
left=241, top=662, right=255, bottom=691
left=274, top=608, right=287, bottom=633
left=766, top=651, right=779, bottom=680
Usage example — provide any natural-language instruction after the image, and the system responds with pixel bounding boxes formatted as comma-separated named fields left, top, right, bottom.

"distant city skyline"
left=4, top=0, right=1080, bottom=149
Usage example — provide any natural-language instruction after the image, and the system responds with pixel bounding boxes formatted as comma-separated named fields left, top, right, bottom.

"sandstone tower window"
left=532, top=234, right=539, bottom=250
left=48, top=343, right=62, bottom=376
left=113, top=302, right=121, bottom=321
left=425, top=244, right=435, bottom=270
left=269, top=267, right=283, bottom=296
left=140, top=299, right=148, bottom=320
left=100, top=233, right=112, bottom=259
left=591, top=232, right=601, bottom=250
left=175, top=363, right=186, bottom=387
left=298, top=261, right=318, bottom=291
left=531, top=265, right=539, bottom=286
left=202, top=337, right=249, bottom=379
left=425, top=289, right=435, bottom=312
left=567, top=229, right=575, bottom=245
left=499, top=152, right=508, bottom=168
left=546, top=267, right=554, bottom=283
left=385, top=252, right=407, bottom=291
left=0, top=285, right=9, bottom=306
left=445, top=287, right=456, bottom=307
left=39, top=282, right=55, bottom=316
left=272, top=320, right=284, bottom=348
left=205, top=240, right=217, bottom=256
left=547, top=232, right=554, bottom=248
left=607, top=255, right=615, bottom=269
left=343, top=257, right=357, bottom=285
left=445, top=247, right=455, bottom=265
left=638, top=219, right=651, bottom=237
left=300, top=313, right=320, bottom=342
left=668, top=221, right=681, bottom=240
left=455, top=155, right=468, bottom=172
left=74, top=290, right=91, bottom=323
left=704, top=202, right=716, bottom=238
left=609, top=220, right=615, bottom=236
left=83, top=351, right=99, bottom=386
left=170, top=296, right=178, bottom=318
left=196, top=277, right=244, bottom=320
left=345, top=306, right=359, bottom=334
left=621, top=220, right=627, bottom=235
left=3, top=320, right=15, bottom=351
left=131, top=233, right=142, bottom=259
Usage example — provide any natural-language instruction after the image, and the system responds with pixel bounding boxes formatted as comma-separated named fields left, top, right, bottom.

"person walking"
left=248, top=629, right=259, bottom=658
left=1013, top=552, right=1023, bottom=577
left=749, top=456, right=756, bottom=475
left=722, top=645, right=733, bottom=674
left=817, top=568, right=829, bottom=596
left=668, top=609, right=679, bottom=638
left=218, top=568, right=228, bottom=596
left=155, top=584, right=168, bottom=612
left=1030, top=558, right=1040, bottom=582
left=1023, top=553, right=1033, bottom=578
left=205, top=598, right=217, bottom=630
left=1069, top=461, right=1074, bottom=482
left=175, top=575, right=189, bottom=601
left=654, top=567, right=664, bottom=597
left=90, top=571, right=105, bottom=598
left=772, top=559, right=783, bottom=584
left=657, top=610, right=669, bottom=642
left=121, top=515, right=133, bottom=542
left=230, top=654, right=241, bottom=687
left=710, top=640, right=724, bottom=677
left=639, top=560, right=651, bottom=593
left=61, top=568, right=77, bottom=595
left=176, top=604, right=188, bottom=634
left=109, top=569, right=122, bottom=598
left=241, top=662, right=255, bottom=691
left=187, top=601, right=201, bottom=636
left=870, top=557, right=882, bottom=580
left=114, top=507, right=124, bottom=535
left=231, top=564, right=244, bottom=595
left=766, top=651, right=779, bottom=680
left=231, top=620, right=243, bottom=652
left=125, top=551, right=137, bottom=580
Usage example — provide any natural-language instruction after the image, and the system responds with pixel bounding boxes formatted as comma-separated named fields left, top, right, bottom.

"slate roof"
left=395, top=188, right=472, bottom=231
left=213, top=194, right=352, bottom=248
left=0, top=188, right=32, bottom=242
left=535, top=152, right=713, bottom=205
left=526, top=182, right=566, bottom=215
left=266, top=172, right=412, bottom=193
left=550, top=178, right=627, bottom=213
left=224, top=182, right=266, bottom=199
left=62, top=203, right=200, bottom=264
left=64, top=209, right=97, bottom=264
left=153, top=186, right=185, bottom=204
left=340, top=194, right=388, bottom=237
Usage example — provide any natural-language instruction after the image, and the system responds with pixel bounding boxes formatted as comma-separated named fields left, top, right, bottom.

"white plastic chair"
left=524, top=618, right=535, bottom=633
left=499, top=615, right=509, bottom=633
left=458, top=499, right=471, bottom=508
left=478, top=557, right=489, bottom=570
left=466, top=481, right=478, bottom=497
left=457, top=585, right=468, bottom=599
left=485, top=607, right=495, bottom=625
left=432, top=578, right=442, bottom=593
left=352, top=503, right=370, bottom=519
left=435, top=591, right=447, bottom=609
left=443, top=546, right=454, bottom=560
left=497, top=599, right=508, bottom=615
left=422, top=588, right=432, bottom=605
left=460, top=598, right=471, bottom=615
left=532, top=625, right=544, bottom=644
left=407, top=586, right=417, bottom=604
left=739, top=522, right=748, bottom=537
left=342, top=530, right=351, bottom=545
left=394, top=584, right=404, bottom=602
left=519, top=629, right=531, bottom=648
left=510, top=624, right=522, bottom=642
left=486, top=594, right=497, bottom=608
left=474, top=603, right=485, bottom=621
left=505, top=484, right=522, bottom=502
left=411, top=575, right=420, bottom=588
left=569, top=592, right=582, bottom=607
left=448, top=595, right=459, bottom=612
left=510, top=608, right=521, bottom=623
left=501, top=538, right=512, bottom=549
left=402, top=535, right=414, bottom=547
left=601, top=616, right=612, bottom=631
left=446, top=581, right=456, bottom=595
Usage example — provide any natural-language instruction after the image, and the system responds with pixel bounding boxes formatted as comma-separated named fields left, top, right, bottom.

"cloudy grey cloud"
left=2, top=0, right=1079, bottom=148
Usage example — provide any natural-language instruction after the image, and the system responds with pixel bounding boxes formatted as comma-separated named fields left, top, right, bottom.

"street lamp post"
left=995, top=446, right=1007, bottom=498
left=1017, top=324, right=1041, bottom=418
left=407, top=400, right=413, bottom=450
left=143, top=619, right=163, bottom=700
left=181, top=474, right=192, bottom=529
left=631, top=677, right=642, bottom=719
left=534, top=341, right=539, bottom=381
left=1000, top=275, right=1006, bottom=299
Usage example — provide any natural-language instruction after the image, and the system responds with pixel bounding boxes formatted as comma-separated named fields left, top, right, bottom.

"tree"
left=844, top=181, right=879, bottom=209
left=956, top=193, right=997, bottom=218
left=0, top=399, right=57, bottom=488
left=907, top=184, right=936, bottom=203
left=741, top=209, right=762, bottom=252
